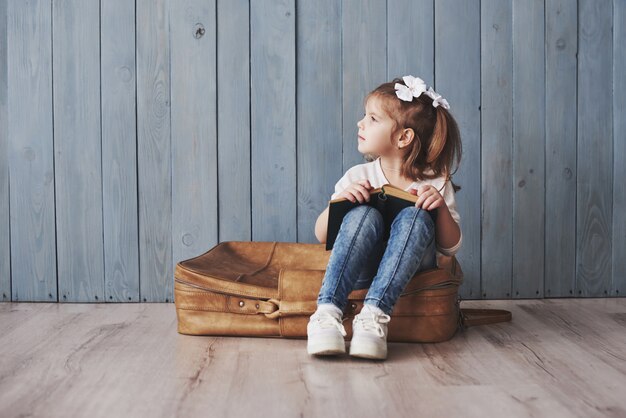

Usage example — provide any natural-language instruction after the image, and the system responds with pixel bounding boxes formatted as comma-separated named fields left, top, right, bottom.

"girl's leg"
left=317, top=205, right=385, bottom=311
left=364, top=206, right=437, bottom=315
left=352, top=236, right=386, bottom=290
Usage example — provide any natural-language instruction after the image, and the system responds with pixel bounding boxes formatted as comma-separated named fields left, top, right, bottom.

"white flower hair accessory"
left=394, top=75, right=427, bottom=101
left=424, top=86, right=450, bottom=109
left=394, top=75, right=450, bottom=110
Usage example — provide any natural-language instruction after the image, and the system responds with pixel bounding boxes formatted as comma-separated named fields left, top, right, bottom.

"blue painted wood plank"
left=435, top=0, right=481, bottom=299
left=296, top=0, right=342, bottom=243
left=217, top=0, right=252, bottom=242
left=576, top=0, right=613, bottom=297
left=101, top=0, right=140, bottom=302
left=387, top=0, right=434, bottom=82
left=342, top=0, right=387, bottom=169
left=0, top=0, right=9, bottom=301
left=137, top=0, right=172, bottom=302
left=614, top=0, right=626, bottom=297
left=171, top=0, right=218, bottom=265
left=512, top=0, right=545, bottom=298
left=545, top=0, right=577, bottom=297
left=8, top=0, right=57, bottom=302
left=250, top=0, right=296, bottom=240
left=52, top=0, right=104, bottom=302
left=480, top=0, right=513, bottom=298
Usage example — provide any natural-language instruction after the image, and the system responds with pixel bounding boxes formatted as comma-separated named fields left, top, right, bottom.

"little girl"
left=307, top=75, right=463, bottom=360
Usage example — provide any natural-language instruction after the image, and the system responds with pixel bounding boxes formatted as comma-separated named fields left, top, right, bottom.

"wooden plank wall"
left=0, top=0, right=623, bottom=303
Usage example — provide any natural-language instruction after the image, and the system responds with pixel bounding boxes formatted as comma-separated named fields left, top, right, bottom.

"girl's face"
left=357, top=97, right=398, bottom=156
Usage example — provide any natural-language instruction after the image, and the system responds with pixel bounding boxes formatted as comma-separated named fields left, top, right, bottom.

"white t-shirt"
left=329, top=156, right=462, bottom=257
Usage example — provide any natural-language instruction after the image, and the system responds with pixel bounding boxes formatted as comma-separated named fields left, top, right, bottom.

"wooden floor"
left=1, top=298, right=625, bottom=418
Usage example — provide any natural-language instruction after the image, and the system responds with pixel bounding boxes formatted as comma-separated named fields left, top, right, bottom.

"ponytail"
left=426, top=107, right=447, bottom=163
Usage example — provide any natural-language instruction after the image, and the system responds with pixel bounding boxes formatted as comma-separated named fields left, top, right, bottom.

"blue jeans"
left=317, top=205, right=437, bottom=315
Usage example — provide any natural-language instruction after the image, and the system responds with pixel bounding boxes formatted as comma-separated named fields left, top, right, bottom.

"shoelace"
left=354, top=311, right=391, bottom=337
left=312, top=311, right=348, bottom=336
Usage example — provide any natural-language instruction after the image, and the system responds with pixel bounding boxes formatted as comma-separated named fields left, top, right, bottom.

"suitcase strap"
left=264, top=298, right=513, bottom=330
left=458, top=307, right=512, bottom=328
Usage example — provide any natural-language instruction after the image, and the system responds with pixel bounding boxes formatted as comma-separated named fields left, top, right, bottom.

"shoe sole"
left=349, top=339, right=387, bottom=360
left=307, top=338, right=346, bottom=356
left=308, top=346, right=346, bottom=356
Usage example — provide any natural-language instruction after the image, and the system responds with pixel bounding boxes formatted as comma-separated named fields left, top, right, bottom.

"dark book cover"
left=325, top=183, right=438, bottom=251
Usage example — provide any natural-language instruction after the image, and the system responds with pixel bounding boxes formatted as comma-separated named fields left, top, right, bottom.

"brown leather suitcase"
left=174, top=241, right=511, bottom=343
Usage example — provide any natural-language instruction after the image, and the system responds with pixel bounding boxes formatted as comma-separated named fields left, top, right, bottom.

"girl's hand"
left=410, top=185, right=446, bottom=211
left=338, top=179, right=372, bottom=204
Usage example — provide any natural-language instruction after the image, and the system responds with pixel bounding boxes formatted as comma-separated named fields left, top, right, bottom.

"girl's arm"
left=314, top=206, right=330, bottom=244
left=434, top=204, right=461, bottom=250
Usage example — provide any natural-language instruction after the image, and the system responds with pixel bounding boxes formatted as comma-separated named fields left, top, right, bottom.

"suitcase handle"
left=264, top=299, right=315, bottom=319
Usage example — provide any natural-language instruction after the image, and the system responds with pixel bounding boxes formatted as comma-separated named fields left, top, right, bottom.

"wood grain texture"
left=576, top=0, right=613, bottom=297
left=342, top=0, right=387, bottom=170
left=296, top=0, right=342, bottom=243
left=0, top=0, right=9, bottom=302
left=217, top=0, right=252, bottom=242
left=435, top=0, right=481, bottom=299
left=545, top=0, right=577, bottom=297
left=137, top=0, right=172, bottom=302
left=53, top=0, right=104, bottom=302
left=614, top=0, right=626, bottom=297
left=101, top=0, right=140, bottom=302
left=512, top=0, right=545, bottom=299
left=387, top=0, right=434, bottom=83
left=250, top=0, right=296, bottom=241
left=171, top=0, right=218, bottom=267
left=481, top=0, right=513, bottom=299
left=7, top=0, right=57, bottom=302
left=1, top=299, right=625, bottom=417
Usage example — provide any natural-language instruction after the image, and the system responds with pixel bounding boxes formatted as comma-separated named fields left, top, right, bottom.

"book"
left=325, top=183, right=438, bottom=251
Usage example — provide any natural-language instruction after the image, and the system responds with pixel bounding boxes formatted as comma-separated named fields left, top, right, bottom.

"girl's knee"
left=394, top=206, right=435, bottom=230
left=346, top=205, right=383, bottom=224
left=343, top=205, right=384, bottom=238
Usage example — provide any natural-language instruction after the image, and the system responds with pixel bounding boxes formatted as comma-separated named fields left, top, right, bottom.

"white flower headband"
left=394, top=75, right=450, bottom=110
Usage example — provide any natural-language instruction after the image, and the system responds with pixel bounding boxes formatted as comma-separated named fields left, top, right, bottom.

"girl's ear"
left=399, top=128, right=415, bottom=146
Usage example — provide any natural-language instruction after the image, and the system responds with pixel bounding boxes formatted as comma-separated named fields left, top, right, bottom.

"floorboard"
left=0, top=298, right=624, bottom=418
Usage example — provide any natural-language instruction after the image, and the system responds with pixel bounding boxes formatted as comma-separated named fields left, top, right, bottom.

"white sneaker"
left=349, top=304, right=391, bottom=360
left=307, top=305, right=347, bottom=356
